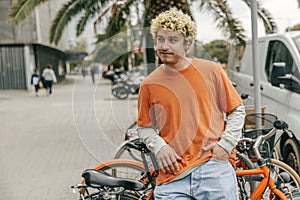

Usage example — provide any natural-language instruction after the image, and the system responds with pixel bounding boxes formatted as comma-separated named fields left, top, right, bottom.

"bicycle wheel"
left=256, top=159, right=300, bottom=199
left=92, top=159, right=145, bottom=179
left=114, top=137, right=142, bottom=161
left=236, top=153, right=257, bottom=200
left=268, top=159, right=300, bottom=188
left=112, top=87, right=129, bottom=100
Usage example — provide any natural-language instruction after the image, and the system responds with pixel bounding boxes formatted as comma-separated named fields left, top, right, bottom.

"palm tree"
left=8, top=0, right=286, bottom=72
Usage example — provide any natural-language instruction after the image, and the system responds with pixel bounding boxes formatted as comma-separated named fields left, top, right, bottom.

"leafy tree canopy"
left=203, top=39, right=230, bottom=64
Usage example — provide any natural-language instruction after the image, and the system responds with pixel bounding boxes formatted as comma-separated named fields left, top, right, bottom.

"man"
left=137, top=8, right=245, bottom=199
left=42, top=64, right=57, bottom=95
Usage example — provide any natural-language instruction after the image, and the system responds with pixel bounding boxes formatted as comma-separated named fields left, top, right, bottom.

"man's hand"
left=156, top=145, right=182, bottom=174
left=203, top=143, right=229, bottom=161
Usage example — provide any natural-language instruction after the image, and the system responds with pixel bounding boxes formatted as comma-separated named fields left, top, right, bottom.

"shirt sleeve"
left=217, top=103, right=246, bottom=154
left=137, top=84, right=154, bottom=126
left=137, top=84, right=167, bottom=154
left=216, top=63, right=243, bottom=113
left=137, top=126, right=167, bottom=155
left=214, top=63, right=245, bottom=154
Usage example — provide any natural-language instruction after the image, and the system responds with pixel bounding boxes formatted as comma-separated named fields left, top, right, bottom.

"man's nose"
left=160, top=41, right=170, bottom=50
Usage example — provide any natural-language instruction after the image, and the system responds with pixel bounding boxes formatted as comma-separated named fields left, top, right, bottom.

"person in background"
left=42, top=64, right=57, bottom=96
left=137, top=8, right=245, bottom=199
left=31, top=68, right=40, bottom=97
left=90, top=65, right=98, bottom=84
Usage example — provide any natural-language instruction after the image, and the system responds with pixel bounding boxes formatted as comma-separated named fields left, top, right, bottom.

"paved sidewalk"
left=0, top=75, right=138, bottom=199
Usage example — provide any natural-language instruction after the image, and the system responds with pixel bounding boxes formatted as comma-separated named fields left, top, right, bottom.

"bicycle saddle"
left=82, top=169, right=145, bottom=190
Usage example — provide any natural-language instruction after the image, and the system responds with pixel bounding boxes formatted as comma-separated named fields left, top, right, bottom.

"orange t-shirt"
left=137, top=58, right=243, bottom=185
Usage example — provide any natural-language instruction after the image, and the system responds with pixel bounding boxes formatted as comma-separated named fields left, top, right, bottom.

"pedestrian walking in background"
left=82, top=67, right=87, bottom=78
left=137, top=8, right=246, bottom=200
left=90, top=65, right=98, bottom=84
left=42, top=64, right=57, bottom=96
left=31, top=68, right=40, bottom=97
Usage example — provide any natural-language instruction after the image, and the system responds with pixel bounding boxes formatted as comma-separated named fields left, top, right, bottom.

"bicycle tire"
left=91, top=159, right=145, bottom=179
left=112, top=87, right=129, bottom=100
left=268, top=159, right=300, bottom=188
left=250, top=159, right=300, bottom=199
left=236, top=152, right=257, bottom=200
left=256, top=159, right=300, bottom=199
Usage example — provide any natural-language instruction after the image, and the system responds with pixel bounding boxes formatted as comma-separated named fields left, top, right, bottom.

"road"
left=0, top=75, right=138, bottom=199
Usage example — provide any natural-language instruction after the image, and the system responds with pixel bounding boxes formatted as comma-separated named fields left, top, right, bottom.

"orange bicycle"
left=236, top=120, right=300, bottom=199
left=72, top=142, right=157, bottom=200
left=72, top=120, right=300, bottom=200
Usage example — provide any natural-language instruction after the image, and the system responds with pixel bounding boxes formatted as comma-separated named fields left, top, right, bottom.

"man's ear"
left=184, top=41, right=191, bottom=52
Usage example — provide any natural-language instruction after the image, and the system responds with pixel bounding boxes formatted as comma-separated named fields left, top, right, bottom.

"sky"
left=191, top=0, right=300, bottom=43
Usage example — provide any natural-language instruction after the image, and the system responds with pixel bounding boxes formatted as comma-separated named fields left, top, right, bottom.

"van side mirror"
left=277, top=74, right=300, bottom=94
left=271, top=62, right=286, bottom=86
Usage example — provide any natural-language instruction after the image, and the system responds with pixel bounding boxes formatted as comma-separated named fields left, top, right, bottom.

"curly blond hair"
left=150, top=8, right=196, bottom=44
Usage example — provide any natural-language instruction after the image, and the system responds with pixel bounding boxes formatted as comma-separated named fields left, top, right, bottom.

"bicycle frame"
left=236, top=163, right=288, bottom=200
left=236, top=120, right=293, bottom=200
left=76, top=120, right=297, bottom=200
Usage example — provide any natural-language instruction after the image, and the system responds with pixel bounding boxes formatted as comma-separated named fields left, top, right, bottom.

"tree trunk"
left=145, top=31, right=156, bottom=74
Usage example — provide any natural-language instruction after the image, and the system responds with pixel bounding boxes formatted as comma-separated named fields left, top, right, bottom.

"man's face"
left=155, top=29, right=190, bottom=66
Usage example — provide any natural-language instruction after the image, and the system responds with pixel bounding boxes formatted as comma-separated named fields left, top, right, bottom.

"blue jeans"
left=154, top=158, right=238, bottom=200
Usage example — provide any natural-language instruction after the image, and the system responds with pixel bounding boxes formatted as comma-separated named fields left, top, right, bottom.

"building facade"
left=0, top=0, right=78, bottom=90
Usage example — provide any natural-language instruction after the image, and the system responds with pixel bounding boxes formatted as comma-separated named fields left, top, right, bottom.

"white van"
left=227, top=31, right=300, bottom=174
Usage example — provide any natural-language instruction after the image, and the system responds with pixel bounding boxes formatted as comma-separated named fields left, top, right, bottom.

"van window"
left=265, top=41, right=293, bottom=80
left=265, top=40, right=300, bottom=92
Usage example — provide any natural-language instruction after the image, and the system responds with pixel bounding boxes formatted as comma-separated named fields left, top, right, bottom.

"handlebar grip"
left=125, top=141, right=149, bottom=152
left=273, top=120, right=289, bottom=130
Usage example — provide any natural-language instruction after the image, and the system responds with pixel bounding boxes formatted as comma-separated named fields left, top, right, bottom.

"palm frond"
left=50, top=0, right=90, bottom=45
left=77, top=14, right=93, bottom=37
left=76, top=0, right=103, bottom=36
left=94, top=0, right=136, bottom=37
left=242, top=0, right=277, bottom=34
left=93, top=2, right=113, bottom=34
left=257, top=7, right=277, bottom=34
left=199, top=0, right=246, bottom=46
left=8, top=0, right=48, bottom=25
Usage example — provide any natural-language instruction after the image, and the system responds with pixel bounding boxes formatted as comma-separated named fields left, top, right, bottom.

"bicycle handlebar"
left=273, top=120, right=288, bottom=130
left=125, top=141, right=151, bottom=153
left=124, top=141, right=160, bottom=172
left=238, top=119, right=292, bottom=160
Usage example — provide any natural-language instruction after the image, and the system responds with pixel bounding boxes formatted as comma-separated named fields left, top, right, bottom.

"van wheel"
left=283, top=138, right=300, bottom=174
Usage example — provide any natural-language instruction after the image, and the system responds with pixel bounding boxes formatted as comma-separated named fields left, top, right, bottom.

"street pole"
left=127, top=22, right=133, bottom=71
left=250, top=0, right=262, bottom=128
